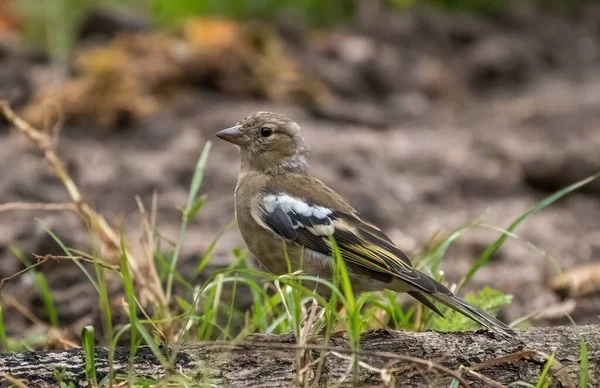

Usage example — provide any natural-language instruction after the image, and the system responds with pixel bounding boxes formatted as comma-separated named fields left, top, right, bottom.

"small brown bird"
left=217, top=111, right=515, bottom=337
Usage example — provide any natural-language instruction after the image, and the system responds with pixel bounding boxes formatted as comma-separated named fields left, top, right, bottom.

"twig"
left=0, top=257, right=49, bottom=294
left=467, top=350, right=536, bottom=372
left=296, top=298, right=320, bottom=386
left=0, top=253, right=99, bottom=299
left=134, top=296, right=168, bottom=343
left=1, top=295, right=47, bottom=328
left=2, top=276, right=79, bottom=350
left=0, top=202, right=75, bottom=213
left=1, top=295, right=77, bottom=349
left=331, top=351, right=394, bottom=386
left=32, top=253, right=118, bottom=271
left=1, top=374, right=27, bottom=388
left=296, top=354, right=330, bottom=386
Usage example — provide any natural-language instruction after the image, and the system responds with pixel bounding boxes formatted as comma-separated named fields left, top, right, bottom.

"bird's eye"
left=260, top=127, right=273, bottom=137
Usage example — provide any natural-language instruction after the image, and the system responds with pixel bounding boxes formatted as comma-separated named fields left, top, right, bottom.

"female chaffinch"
left=217, top=111, right=515, bottom=337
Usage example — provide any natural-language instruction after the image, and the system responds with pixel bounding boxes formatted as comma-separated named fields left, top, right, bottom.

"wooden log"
left=0, top=325, right=597, bottom=387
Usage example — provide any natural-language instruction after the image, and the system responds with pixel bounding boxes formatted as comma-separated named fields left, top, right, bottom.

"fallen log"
left=0, top=325, right=597, bottom=387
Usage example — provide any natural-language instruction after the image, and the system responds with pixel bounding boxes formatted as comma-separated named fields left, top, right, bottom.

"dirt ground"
left=1, top=3, right=599, bottom=340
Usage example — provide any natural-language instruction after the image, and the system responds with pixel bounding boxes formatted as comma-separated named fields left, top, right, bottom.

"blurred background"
left=0, top=0, right=599, bottom=348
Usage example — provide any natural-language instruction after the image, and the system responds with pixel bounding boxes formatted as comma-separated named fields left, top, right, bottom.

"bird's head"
left=216, top=111, right=310, bottom=174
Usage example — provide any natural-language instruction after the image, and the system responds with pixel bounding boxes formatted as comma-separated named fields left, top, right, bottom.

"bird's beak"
left=216, top=125, right=246, bottom=146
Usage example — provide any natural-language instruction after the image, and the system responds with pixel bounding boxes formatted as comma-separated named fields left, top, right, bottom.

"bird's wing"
left=254, top=176, right=516, bottom=337
left=253, top=190, right=446, bottom=295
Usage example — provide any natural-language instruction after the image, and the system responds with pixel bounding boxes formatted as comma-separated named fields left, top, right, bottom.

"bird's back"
left=263, top=173, right=358, bottom=213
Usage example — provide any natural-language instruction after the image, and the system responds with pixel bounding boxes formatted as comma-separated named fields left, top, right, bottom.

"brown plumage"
left=216, top=111, right=516, bottom=337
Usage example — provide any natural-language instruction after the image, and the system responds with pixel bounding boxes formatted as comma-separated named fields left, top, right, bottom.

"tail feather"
left=431, top=292, right=516, bottom=338
left=408, top=291, right=445, bottom=318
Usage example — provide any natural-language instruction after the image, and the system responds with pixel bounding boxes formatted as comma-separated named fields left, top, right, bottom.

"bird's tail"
left=430, top=292, right=517, bottom=338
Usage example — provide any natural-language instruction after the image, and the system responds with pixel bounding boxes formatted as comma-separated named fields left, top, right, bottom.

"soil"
left=1, top=3, right=600, bottom=342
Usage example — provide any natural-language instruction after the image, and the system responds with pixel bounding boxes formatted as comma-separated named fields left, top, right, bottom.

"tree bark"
left=0, top=325, right=597, bottom=387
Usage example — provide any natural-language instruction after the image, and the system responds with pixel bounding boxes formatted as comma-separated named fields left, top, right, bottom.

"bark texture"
left=0, top=325, right=597, bottom=387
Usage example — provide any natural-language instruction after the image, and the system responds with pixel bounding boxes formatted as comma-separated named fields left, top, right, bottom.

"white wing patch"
left=263, top=194, right=332, bottom=218
left=258, top=194, right=336, bottom=237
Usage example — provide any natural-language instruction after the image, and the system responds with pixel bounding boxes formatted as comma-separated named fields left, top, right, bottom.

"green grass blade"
left=37, top=220, right=99, bottom=292
left=165, top=141, right=212, bottom=303
left=329, top=236, right=354, bottom=310
left=81, top=325, right=97, bottom=386
left=110, top=324, right=132, bottom=351
left=536, top=352, right=555, bottom=388
left=92, top=245, right=113, bottom=386
left=580, top=337, right=589, bottom=388
left=120, top=240, right=139, bottom=383
left=329, top=233, right=360, bottom=373
left=222, top=274, right=239, bottom=339
left=460, top=173, right=599, bottom=289
left=416, top=223, right=475, bottom=277
left=0, top=306, right=9, bottom=351
left=135, top=323, right=169, bottom=367
left=194, top=219, right=236, bottom=277
left=33, top=272, right=59, bottom=327
left=186, top=142, right=213, bottom=216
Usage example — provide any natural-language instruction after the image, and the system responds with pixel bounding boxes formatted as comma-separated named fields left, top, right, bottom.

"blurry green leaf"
left=176, top=296, right=192, bottom=311
left=186, top=194, right=208, bottom=220
left=388, top=0, right=416, bottom=9
left=33, top=273, right=59, bottom=328
left=232, top=247, right=248, bottom=261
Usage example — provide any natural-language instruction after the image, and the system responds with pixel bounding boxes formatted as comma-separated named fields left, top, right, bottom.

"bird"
left=216, top=111, right=516, bottom=337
